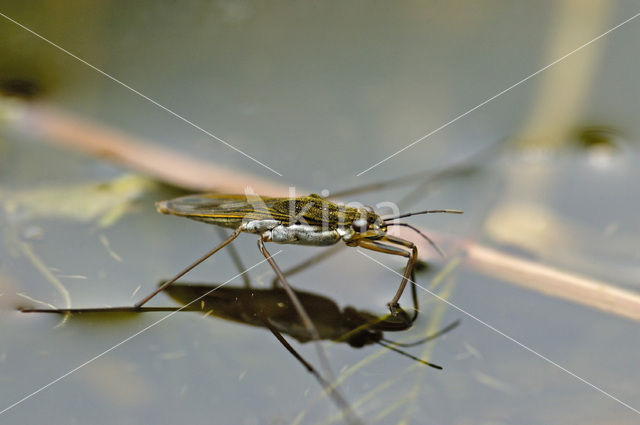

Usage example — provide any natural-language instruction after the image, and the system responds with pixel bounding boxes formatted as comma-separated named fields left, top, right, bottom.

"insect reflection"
left=23, top=279, right=459, bottom=422
left=162, top=282, right=460, bottom=369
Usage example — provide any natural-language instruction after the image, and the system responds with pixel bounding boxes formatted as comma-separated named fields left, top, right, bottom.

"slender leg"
left=257, top=239, right=321, bottom=341
left=409, top=267, right=418, bottom=321
left=22, top=228, right=243, bottom=314
left=379, top=235, right=419, bottom=314
left=21, top=306, right=193, bottom=314
left=259, top=316, right=362, bottom=425
left=216, top=227, right=251, bottom=287
left=357, top=236, right=417, bottom=316
left=134, top=228, right=241, bottom=308
left=257, top=238, right=338, bottom=385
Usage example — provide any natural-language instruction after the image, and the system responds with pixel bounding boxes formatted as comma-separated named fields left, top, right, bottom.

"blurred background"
left=1, top=1, right=639, bottom=424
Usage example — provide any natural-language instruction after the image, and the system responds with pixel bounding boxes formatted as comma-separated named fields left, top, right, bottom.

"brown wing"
left=156, top=193, right=361, bottom=228
left=156, top=194, right=292, bottom=227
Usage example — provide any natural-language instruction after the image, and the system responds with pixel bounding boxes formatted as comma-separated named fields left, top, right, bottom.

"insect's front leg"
left=383, top=235, right=419, bottom=314
left=356, top=236, right=417, bottom=317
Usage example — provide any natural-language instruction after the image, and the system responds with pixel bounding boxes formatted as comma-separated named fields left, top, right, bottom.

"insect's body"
left=156, top=193, right=387, bottom=247
left=154, top=192, right=461, bottom=316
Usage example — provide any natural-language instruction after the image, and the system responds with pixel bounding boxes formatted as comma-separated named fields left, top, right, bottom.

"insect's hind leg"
left=216, top=227, right=251, bottom=288
left=22, top=230, right=243, bottom=314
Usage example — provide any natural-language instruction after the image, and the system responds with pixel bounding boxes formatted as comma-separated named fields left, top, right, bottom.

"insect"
left=21, top=190, right=461, bottom=425
left=24, top=192, right=461, bottom=349
left=146, top=193, right=462, bottom=315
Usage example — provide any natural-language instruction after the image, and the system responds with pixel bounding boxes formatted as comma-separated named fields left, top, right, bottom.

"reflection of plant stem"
left=12, top=103, right=640, bottom=323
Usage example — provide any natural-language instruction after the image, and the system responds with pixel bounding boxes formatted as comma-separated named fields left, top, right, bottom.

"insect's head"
left=344, top=207, right=388, bottom=242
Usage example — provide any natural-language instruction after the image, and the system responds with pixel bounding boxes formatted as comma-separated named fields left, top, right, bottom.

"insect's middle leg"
left=257, top=237, right=338, bottom=387
left=257, top=238, right=321, bottom=341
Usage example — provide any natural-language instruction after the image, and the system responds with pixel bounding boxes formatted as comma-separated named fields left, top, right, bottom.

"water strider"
left=150, top=193, right=461, bottom=312
left=21, top=189, right=461, bottom=425
left=23, top=191, right=461, bottom=352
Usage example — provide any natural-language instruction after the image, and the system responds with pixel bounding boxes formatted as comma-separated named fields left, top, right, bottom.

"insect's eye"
left=352, top=219, right=368, bottom=233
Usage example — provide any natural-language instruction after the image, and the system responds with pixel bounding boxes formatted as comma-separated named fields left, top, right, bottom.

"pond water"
left=1, top=2, right=639, bottom=424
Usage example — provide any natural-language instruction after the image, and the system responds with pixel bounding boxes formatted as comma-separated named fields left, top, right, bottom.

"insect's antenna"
left=385, top=222, right=445, bottom=258
left=380, top=319, right=461, bottom=347
left=375, top=340, right=442, bottom=369
left=383, top=209, right=463, bottom=222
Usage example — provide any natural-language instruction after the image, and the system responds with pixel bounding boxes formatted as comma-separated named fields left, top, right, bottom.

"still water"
left=1, top=2, right=639, bottom=424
